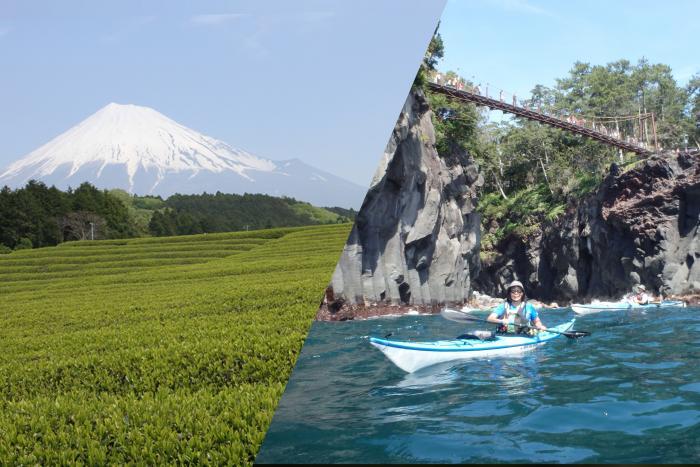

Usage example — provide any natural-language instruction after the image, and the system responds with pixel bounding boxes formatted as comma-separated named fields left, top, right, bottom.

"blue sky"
left=0, top=0, right=446, bottom=187
left=4, top=1, right=695, bottom=189
left=438, top=0, right=699, bottom=110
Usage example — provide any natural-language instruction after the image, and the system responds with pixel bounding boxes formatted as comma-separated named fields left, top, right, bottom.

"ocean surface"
left=256, top=306, right=700, bottom=464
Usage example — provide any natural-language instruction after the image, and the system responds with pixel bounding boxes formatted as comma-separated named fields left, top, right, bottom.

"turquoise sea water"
left=256, top=307, right=700, bottom=464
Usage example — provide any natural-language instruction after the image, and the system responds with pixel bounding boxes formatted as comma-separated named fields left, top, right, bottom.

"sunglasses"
left=510, top=288, right=524, bottom=294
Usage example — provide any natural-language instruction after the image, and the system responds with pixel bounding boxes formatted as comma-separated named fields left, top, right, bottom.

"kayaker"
left=626, top=285, right=650, bottom=305
left=487, top=280, right=547, bottom=335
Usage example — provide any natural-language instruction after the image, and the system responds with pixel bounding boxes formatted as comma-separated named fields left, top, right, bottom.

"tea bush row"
left=0, top=223, right=352, bottom=465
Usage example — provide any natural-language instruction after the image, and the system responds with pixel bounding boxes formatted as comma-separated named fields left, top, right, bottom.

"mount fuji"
left=0, top=103, right=367, bottom=208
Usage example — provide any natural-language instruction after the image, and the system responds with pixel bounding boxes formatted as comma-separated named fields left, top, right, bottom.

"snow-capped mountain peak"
left=0, top=103, right=366, bottom=208
left=0, top=102, right=276, bottom=190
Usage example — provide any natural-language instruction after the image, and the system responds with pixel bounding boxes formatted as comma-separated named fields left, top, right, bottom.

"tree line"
left=418, top=30, right=699, bottom=250
left=0, top=181, right=354, bottom=252
left=148, top=193, right=354, bottom=237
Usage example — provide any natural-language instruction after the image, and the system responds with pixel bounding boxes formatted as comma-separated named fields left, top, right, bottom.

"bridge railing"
left=428, top=79, right=656, bottom=156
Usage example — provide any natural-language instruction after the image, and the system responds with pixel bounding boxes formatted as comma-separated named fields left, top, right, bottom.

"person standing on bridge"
left=487, top=280, right=547, bottom=335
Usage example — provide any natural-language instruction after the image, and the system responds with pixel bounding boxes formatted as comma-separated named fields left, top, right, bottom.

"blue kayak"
left=370, top=320, right=576, bottom=373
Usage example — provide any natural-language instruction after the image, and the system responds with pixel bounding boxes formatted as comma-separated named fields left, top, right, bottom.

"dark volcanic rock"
left=317, top=88, right=483, bottom=320
left=478, top=153, right=700, bottom=302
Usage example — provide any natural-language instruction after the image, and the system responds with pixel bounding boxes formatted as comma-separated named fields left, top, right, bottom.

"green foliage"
left=150, top=193, right=348, bottom=237
left=429, top=36, right=695, bottom=253
left=0, top=223, right=352, bottom=465
left=565, top=170, right=600, bottom=200
left=687, top=73, right=700, bottom=148
left=414, top=26, right=444, bottom=88
left=0, top=181, right=135, bottom=249
left=148, top=209, right=178, bottom=237
left=478, top=184, right=563, bottom=244
left=119, top=192, right=166, bottom=211
left=135, top=197, right=165, bottom=210
left=424, top=28, right=444, bottom=71
left=478, top=169, right=605, bottom=249
left=465, top=58, right=698, bottom=251
left=427, top=89, right=481, bottom=157
left=108, top=190, right=163, bottom=236
left=554, top=58, right=692, bottom=149
left=105, top=188, right=132, bottom=205
left=483, top=58, right=696, bottom=203
left=323, top=206, right=356, bottom=222
left=475, top=116, right=618, bottom=203
left=545, top=204, right=566, bottom=222
left=288, top=201, right=343, bottom=224
left=14, top=237, right=32, bottom=250
left=0, top=182, right=349, bottom=249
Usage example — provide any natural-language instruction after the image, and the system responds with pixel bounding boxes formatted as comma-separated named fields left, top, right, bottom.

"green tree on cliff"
left=414, top=25, right=444, bottom=87
left=555, top=58, right=690, bottom=149
left=687, top=73, right=700, bottom=148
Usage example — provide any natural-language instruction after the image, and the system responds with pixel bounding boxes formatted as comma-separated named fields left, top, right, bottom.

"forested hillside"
left=420, top=31, right=699, bottom=256
left=0, top=182, right=354, bottom=251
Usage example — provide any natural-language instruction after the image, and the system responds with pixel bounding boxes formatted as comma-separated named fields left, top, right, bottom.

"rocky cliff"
left=477, top=152, right=700, bottom=302
left=317, top=88, right=483, bottom=320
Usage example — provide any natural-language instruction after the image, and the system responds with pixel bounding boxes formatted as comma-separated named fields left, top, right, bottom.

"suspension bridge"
left=428, top=82, right=657, bottom=157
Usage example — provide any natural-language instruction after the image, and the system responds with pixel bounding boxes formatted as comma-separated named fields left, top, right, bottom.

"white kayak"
left=571, top=300, right=686, bottom=315
left=369, top=320, right=576, bottom=373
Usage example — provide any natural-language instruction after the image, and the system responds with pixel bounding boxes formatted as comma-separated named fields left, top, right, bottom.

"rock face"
left=317, top=89, right=483, bottom=320
left=477, top=152, right=700, bottom=302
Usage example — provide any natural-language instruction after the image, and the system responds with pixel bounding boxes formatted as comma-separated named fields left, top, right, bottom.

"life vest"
left=497, top=301, right=535, bottom=335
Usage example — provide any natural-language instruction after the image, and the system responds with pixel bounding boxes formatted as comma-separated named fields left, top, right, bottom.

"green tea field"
left=0, top=223, right=352, bottom=465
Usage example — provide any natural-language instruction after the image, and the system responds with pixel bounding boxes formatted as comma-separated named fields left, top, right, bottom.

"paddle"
left=628, top=300, right=684, bottom=307
left=440, top=308, right=590, bottom=339
left=647, top=300, right=683, bottom=306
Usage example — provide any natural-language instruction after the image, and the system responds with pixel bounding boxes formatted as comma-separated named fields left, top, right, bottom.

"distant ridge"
left=0, top=103, right=366, bottom=208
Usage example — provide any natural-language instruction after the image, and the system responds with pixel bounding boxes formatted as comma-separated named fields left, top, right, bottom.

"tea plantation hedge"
left=0, top=224, right=351, bottom=465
